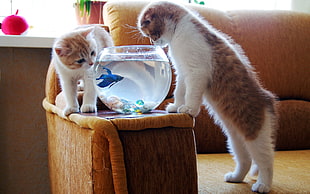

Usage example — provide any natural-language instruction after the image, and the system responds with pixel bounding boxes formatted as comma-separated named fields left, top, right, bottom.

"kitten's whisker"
left=131, top=33, right=145, bottom=42
left=122, top=24, right=147, bottom=42
left=123, top=24, right=138, bottom=30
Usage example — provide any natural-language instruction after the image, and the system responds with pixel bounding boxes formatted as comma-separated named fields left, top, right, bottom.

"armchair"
left=43, top=1, right=310, bottom=193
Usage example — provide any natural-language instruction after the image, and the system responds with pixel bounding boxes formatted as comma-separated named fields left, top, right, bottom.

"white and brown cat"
left=52, top=25, right=113, bottom=116
left=138, top=1, right=277, bottom=193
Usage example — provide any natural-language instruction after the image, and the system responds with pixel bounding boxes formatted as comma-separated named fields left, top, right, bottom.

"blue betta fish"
left=96, top=67, right=124, bottom=88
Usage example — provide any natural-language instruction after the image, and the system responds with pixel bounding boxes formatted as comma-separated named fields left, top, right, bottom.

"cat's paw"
left=178, top=105, right=200, bottom=117
left=81, top=104, right=97, bottom=113
left=252, top=182, right=271, bottom=193
left=63, top=106, right=79, bottom=116
left=166, top=103, right=179, bottom=113
left=224, top=172, right=244, bottom=183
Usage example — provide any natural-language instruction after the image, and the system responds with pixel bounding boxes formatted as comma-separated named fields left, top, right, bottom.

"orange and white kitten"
left=138, top=2, right=277, bottom=193
left=52, top=25, right=113, bottom=116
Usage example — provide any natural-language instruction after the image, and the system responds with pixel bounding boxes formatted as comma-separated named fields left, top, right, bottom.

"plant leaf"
left=85, top=0, right=91, bottom=16
left=79, top=0, right=85, bottom=16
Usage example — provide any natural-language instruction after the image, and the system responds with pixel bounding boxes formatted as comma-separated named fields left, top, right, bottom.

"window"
left=0, top=0, right=299, bottom=37
left=202, top=0, right=291, bottom=11
left=1, top=0, right=76, bottom=36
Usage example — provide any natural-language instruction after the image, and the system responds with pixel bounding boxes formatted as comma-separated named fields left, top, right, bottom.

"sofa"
left=43, top=1, right=310, bottom=193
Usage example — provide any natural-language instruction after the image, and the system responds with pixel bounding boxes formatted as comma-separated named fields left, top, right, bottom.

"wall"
left=0, top=47, right=51, bottom=193
left=292, top=0, right=310, bottom=13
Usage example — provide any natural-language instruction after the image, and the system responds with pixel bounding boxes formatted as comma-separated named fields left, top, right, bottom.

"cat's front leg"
left=166, top=75, right=185, bottom=113
left=61, top=79, right=80, bottom=116
left=80, top=75, right=97, bottom=113
left=177, top=76, right=205, bottom=117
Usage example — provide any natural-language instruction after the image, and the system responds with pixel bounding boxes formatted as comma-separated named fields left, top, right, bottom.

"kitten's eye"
left=142, top=20, right=151, bottom=26
left=76, top=58, right=86, bottom=64
left=91, top=51, right=96, bottom=56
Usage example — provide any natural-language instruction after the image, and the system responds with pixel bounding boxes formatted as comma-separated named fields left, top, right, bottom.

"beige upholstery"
left=43, top=1, right=310, bottom=193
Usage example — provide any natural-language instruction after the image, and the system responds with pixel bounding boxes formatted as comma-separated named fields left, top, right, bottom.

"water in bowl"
left=94, top=59, right=171, bottom=114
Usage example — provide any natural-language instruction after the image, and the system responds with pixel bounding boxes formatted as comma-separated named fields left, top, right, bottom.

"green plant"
left=195, top=0, right=205, bottom=5
left=76, top=0, right=93, bottom=16
left=191, top=0, right=205, bottom=5
left=75, top=0, right=106, bottom=24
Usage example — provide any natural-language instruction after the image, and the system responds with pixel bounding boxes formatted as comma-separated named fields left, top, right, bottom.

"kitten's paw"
left=166, top=103, right=179, bottom=113
left=224, top=172, right=244, bottom=183
left=252, top=182, right=271, bottom=193
left=81, top=104, right=97, bottom=113
left=178, top=105, right=200, bottom=117
left=64, top=106, right=79, bottom=116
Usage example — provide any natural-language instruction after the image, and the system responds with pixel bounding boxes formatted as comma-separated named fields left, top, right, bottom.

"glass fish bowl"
left=94, top=45, right=172, bottom=114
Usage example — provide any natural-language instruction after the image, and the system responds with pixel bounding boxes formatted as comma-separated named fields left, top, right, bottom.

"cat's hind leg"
left=245, top=112, right=275, bottom=193
left=224, top=128, right=252, bottom=183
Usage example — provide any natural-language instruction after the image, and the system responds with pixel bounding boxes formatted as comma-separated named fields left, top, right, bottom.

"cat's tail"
left=250, top=161, right=259, bottom=176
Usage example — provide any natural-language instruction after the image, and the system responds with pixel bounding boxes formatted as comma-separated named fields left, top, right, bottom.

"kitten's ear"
left=54, top=47, right=72, bottom=57
left=144, top=13, right=153, bottom=23
left=81, top=27, right=94, bottom=38
left=140, top=13, right=153, bottom=28
left=55, top=48, right=62, bottom=56
left=144, top=8, right=157, bottom=21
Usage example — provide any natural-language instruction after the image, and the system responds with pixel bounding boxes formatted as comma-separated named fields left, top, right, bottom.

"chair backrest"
left=103, top=1, right=310, bottom=101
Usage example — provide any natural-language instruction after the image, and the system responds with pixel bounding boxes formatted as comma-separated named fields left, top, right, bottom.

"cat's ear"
left=81, top=27, right=94, bottom=38
left=54, top=46, right=72, bottom=57
left=144, top=9, right=156, bottom=22
left=140, top=13, right=154, bottom=28
left=54, top=48, right=62, bottom=56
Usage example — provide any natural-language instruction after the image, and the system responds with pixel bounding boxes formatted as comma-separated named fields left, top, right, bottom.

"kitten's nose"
left=89, top=62, right=94, bottom=66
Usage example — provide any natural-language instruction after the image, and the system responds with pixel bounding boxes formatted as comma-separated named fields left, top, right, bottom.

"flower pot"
left=75, top=1, right=107, bottom=25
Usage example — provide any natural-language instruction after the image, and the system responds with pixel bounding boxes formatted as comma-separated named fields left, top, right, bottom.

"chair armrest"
left=45, top=61, right=61, bottom=105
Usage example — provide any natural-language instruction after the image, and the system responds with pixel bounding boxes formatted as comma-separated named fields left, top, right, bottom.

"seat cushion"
left=198, top=150, right=310, bottom=193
